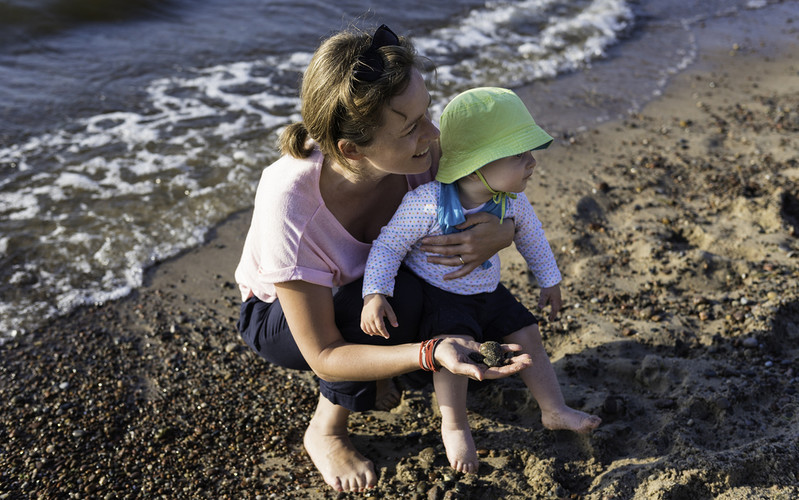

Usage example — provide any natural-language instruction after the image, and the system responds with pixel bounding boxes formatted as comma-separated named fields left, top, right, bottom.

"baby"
left=361, top=87, right=601, bottom=473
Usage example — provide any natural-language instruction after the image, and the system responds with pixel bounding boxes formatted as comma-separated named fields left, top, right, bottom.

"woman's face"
left=358, top=68, right=440, bottom=176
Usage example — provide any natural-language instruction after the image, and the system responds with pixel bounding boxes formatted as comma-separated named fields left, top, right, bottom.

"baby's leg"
left=433, top=336, right=478, bottom=473
left=505, top=324, right=601, bottom=434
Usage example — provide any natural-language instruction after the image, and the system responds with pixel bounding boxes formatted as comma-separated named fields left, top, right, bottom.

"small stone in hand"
left=468, top=341, right=508, bottom=367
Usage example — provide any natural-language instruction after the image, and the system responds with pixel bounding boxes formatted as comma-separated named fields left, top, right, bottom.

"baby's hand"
left=360, top=294, right=397, bottom=339
left=538, top=284, right=562, bottom=321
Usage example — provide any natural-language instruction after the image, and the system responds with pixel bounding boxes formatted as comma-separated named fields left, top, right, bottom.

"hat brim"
left=436, top=124, right=553, bottom=184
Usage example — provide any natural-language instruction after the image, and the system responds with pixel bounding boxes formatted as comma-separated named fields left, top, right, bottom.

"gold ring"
left=458, top=256, right=465, bottom=265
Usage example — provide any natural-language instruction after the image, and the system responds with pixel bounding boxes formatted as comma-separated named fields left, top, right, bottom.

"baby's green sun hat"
left=436, top=87, right=553, bottom=184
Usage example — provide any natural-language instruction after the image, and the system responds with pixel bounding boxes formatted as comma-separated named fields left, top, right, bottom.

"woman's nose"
left=423, top=113, right=440, bottom=140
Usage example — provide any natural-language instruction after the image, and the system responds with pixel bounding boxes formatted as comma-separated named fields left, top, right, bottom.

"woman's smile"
left=414, top=146, right=430, bottom=158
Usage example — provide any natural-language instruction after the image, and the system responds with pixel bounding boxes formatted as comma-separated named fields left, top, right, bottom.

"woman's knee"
left=238, top=296, right=310, bottom=370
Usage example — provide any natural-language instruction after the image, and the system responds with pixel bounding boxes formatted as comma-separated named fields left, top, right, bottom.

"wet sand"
left=2, top=5, right=799, bottom=499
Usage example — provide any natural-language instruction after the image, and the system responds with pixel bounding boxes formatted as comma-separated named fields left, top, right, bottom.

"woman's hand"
left=418, top=212, right=515, bottom=280
left=360, top=294, right=396, bottom=339
left=433, top=337, right=532, bottom=381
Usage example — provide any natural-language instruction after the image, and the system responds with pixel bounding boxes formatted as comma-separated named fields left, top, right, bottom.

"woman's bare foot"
left=303, top=421, right=377, bottom=492
left=542, top=407, right=602, bottom=434
left=441, top=423, right=479, bottom=474
left=303, top=396, right=377, bottom=492
left=374, top=378, right=401, bottom=411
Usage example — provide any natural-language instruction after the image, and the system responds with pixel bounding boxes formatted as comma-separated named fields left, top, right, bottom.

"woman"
left=235, top=24, right=531, bottom=492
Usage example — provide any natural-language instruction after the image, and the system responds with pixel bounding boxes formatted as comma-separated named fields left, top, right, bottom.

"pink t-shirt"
left=235, top=148, right=434, bottom=302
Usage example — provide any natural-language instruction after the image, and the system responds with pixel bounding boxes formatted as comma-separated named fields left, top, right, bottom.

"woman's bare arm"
left=275, top=280, right=532, bottom=382
left=418, top=211, right=515, bottom=279
left=275, top=280, right=418, bottom=382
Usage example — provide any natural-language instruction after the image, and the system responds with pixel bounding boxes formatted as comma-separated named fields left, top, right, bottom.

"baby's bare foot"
left=303, top=422, right=377, bottom=492
left=441, top=424, right=479, bottom=474
left=542, top=407, right=601, bottom=434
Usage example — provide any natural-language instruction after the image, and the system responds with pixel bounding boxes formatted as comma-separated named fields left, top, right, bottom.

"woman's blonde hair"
left=279, top=26, right=423, bottom=169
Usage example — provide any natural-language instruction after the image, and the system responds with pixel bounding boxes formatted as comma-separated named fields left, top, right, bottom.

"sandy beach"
left=2, top=5, right=799, bottom=499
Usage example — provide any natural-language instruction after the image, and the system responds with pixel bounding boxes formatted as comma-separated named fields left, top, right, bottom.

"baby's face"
left=478, top=150, right=537, bottom=193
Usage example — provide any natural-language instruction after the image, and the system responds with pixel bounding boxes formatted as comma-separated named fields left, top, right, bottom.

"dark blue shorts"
left=237, top=267, right=428, bottom=412
left=236, top=267, right=536, bottom=412
left=420, top=282, right=537, bottom=341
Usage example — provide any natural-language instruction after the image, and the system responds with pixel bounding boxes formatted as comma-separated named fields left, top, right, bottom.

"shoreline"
left=3, top=4, right=799, bottom=499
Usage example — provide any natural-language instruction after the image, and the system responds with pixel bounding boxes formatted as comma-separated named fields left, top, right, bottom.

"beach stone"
left=635, top=354, right=677, bottom=391
left=602, top=395, right=625, bottom=415
left=480, top=341, right=505, bottom=367
left=575, top=195, right=605, bottom=224
left=715, top=397, right=732, bottom=410
left=468, top=341, right=507, bottom=367
left=654, top=398, right=677, bottom=409
left=418, top=447, right=436, bottom=469
left=742, top=337, right=759, bottom=348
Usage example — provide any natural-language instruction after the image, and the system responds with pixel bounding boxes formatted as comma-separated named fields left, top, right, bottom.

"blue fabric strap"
left=437, top=182, right=514, bottom=270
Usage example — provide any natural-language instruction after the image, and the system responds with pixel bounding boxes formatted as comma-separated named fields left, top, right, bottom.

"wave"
left=0, top=0, right=639, bottom=338
left=0, top=0, right=181, bottom=45
left=6, top=0, right=783, bottom=340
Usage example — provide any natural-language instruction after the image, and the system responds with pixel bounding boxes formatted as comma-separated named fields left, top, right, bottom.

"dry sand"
left=2, top=5, right=798, bottom=500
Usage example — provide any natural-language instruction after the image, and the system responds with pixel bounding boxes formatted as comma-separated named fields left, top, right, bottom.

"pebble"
left=602, top=395, right=625, bottom=415
left=418, top=447, right=436, bottom=469
left=742, top=337, right=759, bottom=348
left=468, top=341, right=507, bottom=367
left=479, top=341, right=506, bottom=367
left=655, top=398, right=677, bottom=409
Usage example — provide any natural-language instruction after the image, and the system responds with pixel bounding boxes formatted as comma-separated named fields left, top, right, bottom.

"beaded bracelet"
left=419, top=338, right=442, bottom=372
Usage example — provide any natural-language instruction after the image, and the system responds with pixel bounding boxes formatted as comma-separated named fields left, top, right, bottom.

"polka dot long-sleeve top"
left=362, top=180, right=561, bottom=297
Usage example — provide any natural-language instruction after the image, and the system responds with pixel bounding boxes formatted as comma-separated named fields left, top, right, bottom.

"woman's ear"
left=338, top=139, right=364, bottom=161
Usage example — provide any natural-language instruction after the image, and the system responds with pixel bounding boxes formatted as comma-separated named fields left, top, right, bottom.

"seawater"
left=0, top=0, right=791, bottom=339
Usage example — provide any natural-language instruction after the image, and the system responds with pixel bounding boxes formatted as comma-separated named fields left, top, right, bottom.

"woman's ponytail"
left=278, top=122, right=313, bottom=159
